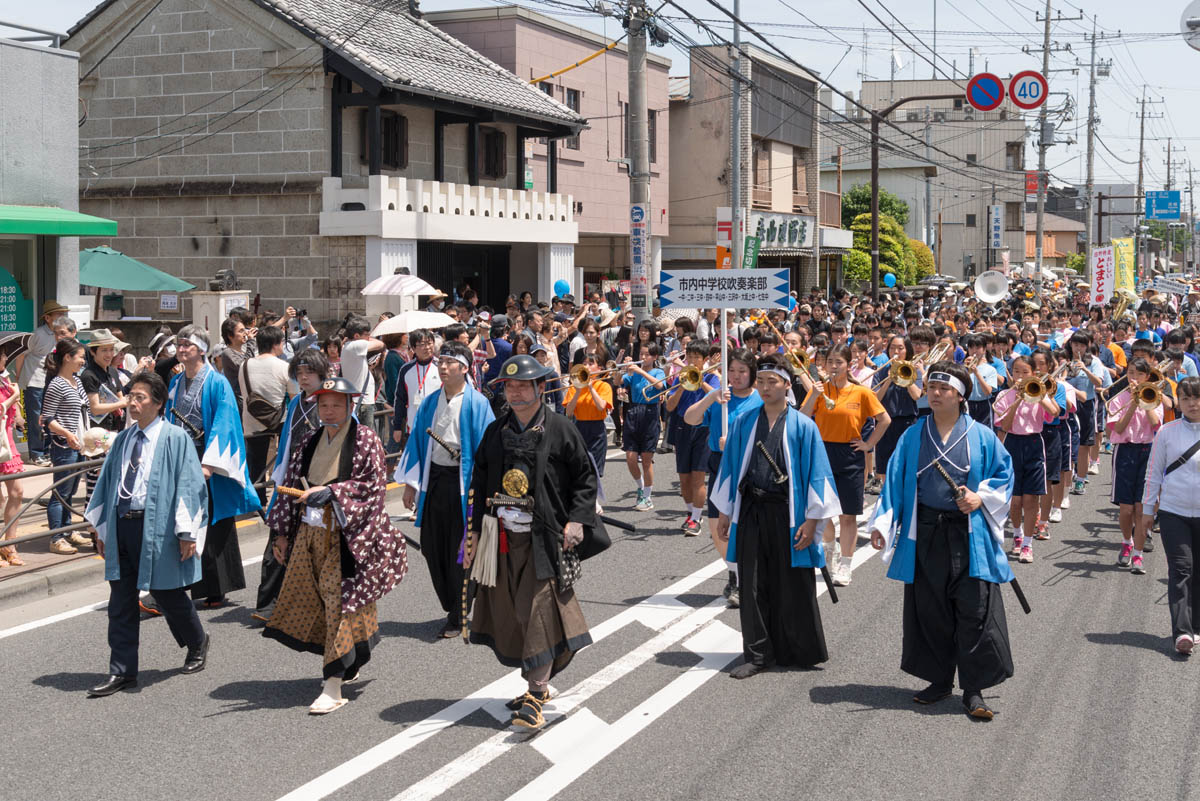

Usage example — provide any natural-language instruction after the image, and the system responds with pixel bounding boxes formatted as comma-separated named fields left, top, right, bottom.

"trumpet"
left=644, top=364, right=720, bottom=401
left=814, top=367, right=837, bottom=410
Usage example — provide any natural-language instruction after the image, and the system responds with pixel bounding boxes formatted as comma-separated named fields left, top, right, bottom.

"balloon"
left=883, top=273, right=897, bottom=288
left=554, top=279, right=570, bottom=297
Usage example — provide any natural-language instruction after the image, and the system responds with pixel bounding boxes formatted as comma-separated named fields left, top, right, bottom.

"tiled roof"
left=255, top=0, right=583, bottom=128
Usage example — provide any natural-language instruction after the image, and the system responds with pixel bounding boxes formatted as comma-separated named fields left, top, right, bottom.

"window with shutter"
left=358, top=109, right=407, bottom=169
left=482, top=128, right=507, bottom=179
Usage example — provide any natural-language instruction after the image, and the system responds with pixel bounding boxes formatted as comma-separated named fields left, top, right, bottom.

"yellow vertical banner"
left=1112, top=238, right=1135, bottom=292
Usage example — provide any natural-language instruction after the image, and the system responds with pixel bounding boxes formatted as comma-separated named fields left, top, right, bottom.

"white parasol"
left=361, top=273, right=444, bottom=297
left=372, top=310, right=456, bottom=336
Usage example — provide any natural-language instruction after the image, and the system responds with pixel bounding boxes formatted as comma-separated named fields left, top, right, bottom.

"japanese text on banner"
left=1089, top=245, right=1114, bottom=307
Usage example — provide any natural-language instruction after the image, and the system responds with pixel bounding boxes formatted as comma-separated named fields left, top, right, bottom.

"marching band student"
left=873, top=335, right=921, bottom=485
left=909, top=327, right=937, bottom=418
left=1065, top=333, right=1108, bottom=495
left=963, top=335, right=998, bottom=427
left=665, top=342, right=720, bottom=535
left=1030, top=348, right=1067, bottom=533
left=564, top=348, right=613, bottom=481
left=994, top=356, right=1055, bottom=563
left=398, top=343, right=495, bottom=638
left=1107, top=357, right=1168, bottom=573
left=799, top=345, right=890, bottom=587
left=1141, top=377, right=1200, bottom=653
left=868, top=361, right=1015, bottom=720
left=684, top=349, right=759, bottom=606
left=712, top=353, right=841, bottom=679
left=620, top=344, right=666, bottom=511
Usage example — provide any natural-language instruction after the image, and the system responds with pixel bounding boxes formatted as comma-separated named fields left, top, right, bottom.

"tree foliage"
left=841, top=184, right=910, bottom=229
left=909, top=238, right=935, bottom=281
left=1065, top=251, right=1086, bottom=274
left=843, top=248, right=871, bottom=281
left=849, top=212, right=913, bottom=283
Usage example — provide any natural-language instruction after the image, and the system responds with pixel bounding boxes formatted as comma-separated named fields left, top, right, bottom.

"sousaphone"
left=973, top=270, right=1010, bottom=306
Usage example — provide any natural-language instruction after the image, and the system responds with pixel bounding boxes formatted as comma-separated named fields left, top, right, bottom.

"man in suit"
left=84, top=371, right=211, bottom=697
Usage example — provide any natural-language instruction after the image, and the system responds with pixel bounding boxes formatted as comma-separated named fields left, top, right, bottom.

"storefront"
left=0, top=205, right=117, bottom=331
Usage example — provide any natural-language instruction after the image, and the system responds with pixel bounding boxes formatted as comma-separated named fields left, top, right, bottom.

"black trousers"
left=190, top=495, right=246, bottom=600
left=423, top=464, right=471, bottom=625
left=244, top=433, right=272, bottom=507
left=1159, top=511, right=1200, bottom=640
left=107, top=517, right=205, bottom=678
left=902, top=505, right=1014, bottom=692
left=255, top=534, right=285, bottom=611
left=736, top=493, right=827, bottom=668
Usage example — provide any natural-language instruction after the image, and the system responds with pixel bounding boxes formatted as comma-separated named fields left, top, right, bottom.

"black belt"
left=916, top=504, right=965, bottom=524
left=741, top=484, right=788, bottom=503
left=430, top=463, right=460, bottom=474
left=119, top=509, right=145, bottom=520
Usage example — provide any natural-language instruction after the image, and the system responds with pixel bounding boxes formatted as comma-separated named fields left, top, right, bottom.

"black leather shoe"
left=181, top=633, right=210, bottom=674
left=88, top=675, right=137, bottom=697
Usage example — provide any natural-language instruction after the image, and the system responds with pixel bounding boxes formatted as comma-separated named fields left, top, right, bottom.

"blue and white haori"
left=711, top=396, right=841, bottom=569
left=165, top=364, right=261, bottom=524
left=397, top=385, right=494, bottom=528
left=84, top=422, right=209, bottom=591
left=869, top=416, right=1015, bottom=585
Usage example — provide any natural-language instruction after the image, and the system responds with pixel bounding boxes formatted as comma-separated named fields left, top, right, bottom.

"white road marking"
left=0, top=553, right=265, bottom=641
left=275, top=559, right=729, bottom=801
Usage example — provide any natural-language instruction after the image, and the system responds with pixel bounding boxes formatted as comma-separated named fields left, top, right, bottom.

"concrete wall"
left=426, top=7, right=671, bottom=240
left=0, top=38, right=83, bottom=302
left=68, top=0, right=336, bottom=320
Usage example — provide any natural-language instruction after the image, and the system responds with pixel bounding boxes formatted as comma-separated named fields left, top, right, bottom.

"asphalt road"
left=3, top=445, right=1197, bottom=801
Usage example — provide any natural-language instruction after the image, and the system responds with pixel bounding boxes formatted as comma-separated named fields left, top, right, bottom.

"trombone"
left=644, top=364, right=720, bottom=402
left=1016, top=376, right=1045, bottom=402
left=751, top=312, right=809, bottom=375
left=544, top=364, right=593, bottom=394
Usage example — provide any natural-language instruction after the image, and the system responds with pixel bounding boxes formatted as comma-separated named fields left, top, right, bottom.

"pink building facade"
left=427, top=6, right=671, bottom=296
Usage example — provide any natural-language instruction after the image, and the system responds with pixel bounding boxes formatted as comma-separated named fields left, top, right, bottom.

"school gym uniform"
left=873, top=375, right=918, bottom=476
left=702, top=391, right=759, bottom=519
left=1106, top=390, right=1159, bottom=506
left=993, top=388, right=1047, bottom=497
left=1039, top=380, right=1069, bottom=485
left=1066, top=357, right=1106, bottom=452
left=671, top=373, right=720, bottom=475
left=967, top=361, right=999, bottom=428
left=810, top=382, right=885, bottom=517
left=566, top=380, right=613, bottom=477
left=621, top=368, right=665, bottom=454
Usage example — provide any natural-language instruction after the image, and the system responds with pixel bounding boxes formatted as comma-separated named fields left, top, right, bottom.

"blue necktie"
left=117, top=431, right=146, bottom=519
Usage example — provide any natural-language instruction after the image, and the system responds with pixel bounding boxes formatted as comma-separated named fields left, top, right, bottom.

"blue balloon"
left=883, top=272, right=897, bottom=288
left=554, top=279, right=570, bottom=297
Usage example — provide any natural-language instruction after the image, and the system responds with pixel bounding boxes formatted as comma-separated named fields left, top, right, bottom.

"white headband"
left=758, top=366, right=793, bottom=383
left=439, top=351, right=471, bottom=370
left=186, top=334, right=208, bottom=354
left=927, top=371, right=967, bottom=397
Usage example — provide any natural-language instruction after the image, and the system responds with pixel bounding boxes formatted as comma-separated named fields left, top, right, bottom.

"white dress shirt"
left=122, top=416, right=165, bottom=513
left=1143, top=418, right=1200, bottom=517
left=431, top=386, right=465, bottom=467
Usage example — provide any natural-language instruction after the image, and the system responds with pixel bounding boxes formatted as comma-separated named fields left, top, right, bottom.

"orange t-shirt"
left=809, top=382, right=885, bottom=442
left=565, top=381, right=613, bottom=421
left=1106, top=342, right=1127, bottom=369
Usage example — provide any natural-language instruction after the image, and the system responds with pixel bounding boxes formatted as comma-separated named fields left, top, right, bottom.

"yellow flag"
left=1112, top=238, right=1135, bottom=292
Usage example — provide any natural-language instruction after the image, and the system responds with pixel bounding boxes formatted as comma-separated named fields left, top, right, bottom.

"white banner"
left=658, top=268, right=789, bottom=310
left=988, top=204, right=1003, bottom=251
left=1153, top=276, right=1190, bottom=295
left=1089, top=245, right=1114, bottom=307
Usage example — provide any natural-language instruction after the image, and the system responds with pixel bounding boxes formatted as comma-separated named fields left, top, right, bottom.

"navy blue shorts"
left=1067, top=411, right=1080, bottom=466
left=707, top=449, right=723, bottom=519
left=574, top=418, right=608, bottom=477
left=1111, top=442, right=1151, bottom=506
left=876, top=414, right=915, bottom=477
left=825, top=441, right=864, bottom=516
left=861, top=417, right=876, bottom=441
left=968, top=398, right=993, bottom=428
left=1077, top=398, right=1096, bottom=447
left=675, top=422, right=711, bottom=474
left=622, top=403, right=661, bottom=454
left=1041, top=424, right=1063, bottom=484
left=1004, top=432, right=1046, bottom=497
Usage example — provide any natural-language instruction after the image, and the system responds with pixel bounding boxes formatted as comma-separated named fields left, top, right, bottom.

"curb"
left=0, top=517, right=271, bottom=613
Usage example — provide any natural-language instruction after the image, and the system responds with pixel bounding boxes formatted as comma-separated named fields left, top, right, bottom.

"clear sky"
left=2, top=0, right=1193, bottom=197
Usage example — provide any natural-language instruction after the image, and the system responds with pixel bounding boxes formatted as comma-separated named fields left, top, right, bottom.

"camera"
left=298, top=309, right=307, bottom=318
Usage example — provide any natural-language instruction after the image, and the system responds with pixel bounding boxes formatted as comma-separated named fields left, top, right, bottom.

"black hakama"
left=736, top=494, right=828, bottom=668
left=423, top=463, right=470, bottom=625
left=190, top=494, right=246, bottom=601
left=902, top=505, right=1013, bottom=691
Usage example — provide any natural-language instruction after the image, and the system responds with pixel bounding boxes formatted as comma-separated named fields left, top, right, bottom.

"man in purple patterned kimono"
left=263, top=377, right=408, bottom=715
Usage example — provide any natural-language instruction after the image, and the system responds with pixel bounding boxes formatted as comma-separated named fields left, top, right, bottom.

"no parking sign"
left=965, top=73, right=1005, bottom=111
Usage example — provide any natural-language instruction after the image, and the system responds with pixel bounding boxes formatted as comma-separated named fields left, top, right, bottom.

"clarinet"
left=170, top=407, right=204, bottom=442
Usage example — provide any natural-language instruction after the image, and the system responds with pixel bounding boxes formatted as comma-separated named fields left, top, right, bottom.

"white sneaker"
left=1048, top=507, right=1063, bottom=523
left=1088, top=462, right=1100, bottom=475
left=1060, top=495, right=1070, bottom=510
left=832, top=556, right=852, bottom=587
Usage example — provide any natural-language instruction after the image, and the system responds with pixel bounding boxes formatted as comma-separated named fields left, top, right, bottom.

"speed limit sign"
left=1009, top=70, right=1048, bottom=110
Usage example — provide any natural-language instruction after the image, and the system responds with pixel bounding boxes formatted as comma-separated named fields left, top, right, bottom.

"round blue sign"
left=965, top=72, right=1005, bottom=112
left=630, top=205, right=645, bottom=223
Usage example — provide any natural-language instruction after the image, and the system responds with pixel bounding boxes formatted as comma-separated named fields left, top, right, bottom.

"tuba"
left=973, top=270, right=1010, bottom=305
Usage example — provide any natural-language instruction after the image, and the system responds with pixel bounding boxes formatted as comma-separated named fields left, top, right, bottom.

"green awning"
left=0, top=205, right=118, bottom=236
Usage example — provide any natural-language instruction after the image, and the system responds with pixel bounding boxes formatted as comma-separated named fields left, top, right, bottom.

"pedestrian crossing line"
left=274, top=559, right=728, bottom=801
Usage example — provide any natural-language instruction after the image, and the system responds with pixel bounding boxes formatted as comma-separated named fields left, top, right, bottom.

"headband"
left=926, top=371, right=967, bottom=397
left=185, top=334, right=209, bottom=354
left=758, top=366, right=792, bottom=383
left=438, top=349, right=471, bottom=370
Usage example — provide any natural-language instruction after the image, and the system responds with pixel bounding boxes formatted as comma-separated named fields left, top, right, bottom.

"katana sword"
left=426, top=427, right=462, bottom=462
left=931, top=461, right=1031, bottom=614
left=755, top=440, right=838, bottom=603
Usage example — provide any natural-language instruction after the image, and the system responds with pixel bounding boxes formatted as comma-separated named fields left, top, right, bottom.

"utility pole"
left=931, top=0, right=937, bottom=80
left=1164, top=137, right=1173, bottom=190
left=925, top=106, right=933, bottom=251
left=1135, top=88, right=1164, bottom=283
left=627, top=0, right=651, bottom=325
left=1190, top=163, right=1196, bottom=270
left=1080, top=17, right=1110, bottom=276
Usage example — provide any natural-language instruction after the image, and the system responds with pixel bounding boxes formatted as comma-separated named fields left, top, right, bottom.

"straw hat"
left=84, top=328, right=131, bottom=352
left=41, top=299, right=68, bottom=317
left=80, top=427, right=116, bottom=457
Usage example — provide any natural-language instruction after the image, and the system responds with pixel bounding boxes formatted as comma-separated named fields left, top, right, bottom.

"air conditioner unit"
left=933, top=111, right=947, bottom=123
left=963, top=107, right=976, bottom=121
left=906, top=111, right=921, bottom=122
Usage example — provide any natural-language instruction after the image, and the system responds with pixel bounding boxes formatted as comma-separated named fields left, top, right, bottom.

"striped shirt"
left=41, top=375, right=88, bottom=446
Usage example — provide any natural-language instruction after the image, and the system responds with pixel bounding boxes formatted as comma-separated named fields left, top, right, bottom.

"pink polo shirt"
left=1106, top=390, right=1159, bottom=444
left=994, top=388, right=1044, bottom=435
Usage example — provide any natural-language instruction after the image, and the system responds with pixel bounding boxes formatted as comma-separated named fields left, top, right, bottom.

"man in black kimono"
left=465, top=355, right=605, bottom=730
